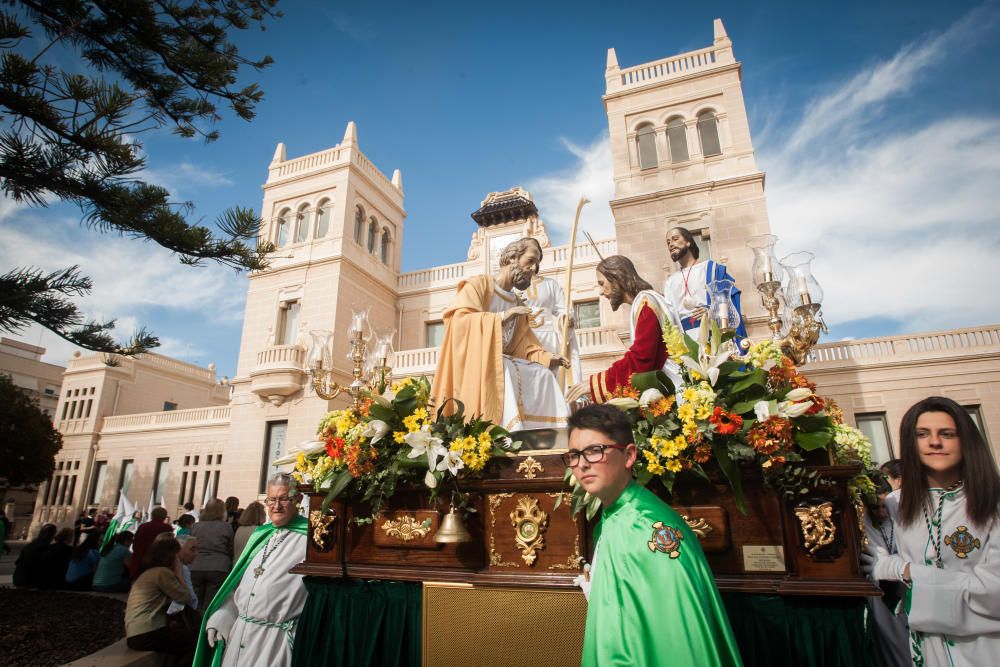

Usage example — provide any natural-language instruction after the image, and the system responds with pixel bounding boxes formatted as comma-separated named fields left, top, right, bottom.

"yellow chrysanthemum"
left=678, top=403, right=695, bottom=422
left=665, top=459, right=683, bottom=473
left=403, top=407, right=429, bottom=433
left=393, top=430, right=406, bottom=444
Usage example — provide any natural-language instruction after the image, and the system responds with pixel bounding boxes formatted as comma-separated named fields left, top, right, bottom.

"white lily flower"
left=424, top=470, right=438, bottom=489
left=680, top=349, right=731, bottom=386
left=785, top=387, right=813, bottom=402
left=754, top=401, right=774, bottom=423
left=607, top=397, right=640, bottom=410
left=361, top=419, right=390, bottom=444
left=780, top=400, right=813, bottom=419
left=639, top=388, right=665, bottom=407
left=436, top=449, right=466, bottom=476
left=405, top=425, right=447, bottom=470
left=272, top=440, right=325, bottom=466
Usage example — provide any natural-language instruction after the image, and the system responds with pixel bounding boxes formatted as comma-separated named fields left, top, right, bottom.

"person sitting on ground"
left=38, top=527, right=74, bottom=590
left=233, top=501, right=266, bottom=558
left=65, top=532, right=101, bottom=591
left=125, top=536, right=196, bottom=662
left=190, top=499, right=233, bottom=607
left=175, top=513, right=196, bottom=536
left=93, top=530, right=134, bottom=593
left=13, top=523, right=56, bottom=588
left=130, top=507, right=174, bottom=580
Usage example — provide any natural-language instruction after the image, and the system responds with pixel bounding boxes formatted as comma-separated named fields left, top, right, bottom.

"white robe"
left=897, top=487, right=1000, bottom=667
left=207, top=530, right=309, bottom=667
left=863, top=511, right=911, bottom=667
left=514, top=276, right=582, bottom=382
left=490, top=283, right=570, bottom=432
left=664, top=261, right=710, bottom=326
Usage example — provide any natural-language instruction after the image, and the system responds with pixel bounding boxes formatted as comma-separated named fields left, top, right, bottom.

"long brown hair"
left=596, top=255, right=654, bottom=299
left=897, top=396, right=1000, bottom=528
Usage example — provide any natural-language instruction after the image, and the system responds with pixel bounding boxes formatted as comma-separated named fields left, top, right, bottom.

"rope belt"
left=238, top=613, right=300, bottom=648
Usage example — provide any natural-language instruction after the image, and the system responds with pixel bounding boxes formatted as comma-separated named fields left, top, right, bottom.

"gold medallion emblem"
left=944, top=525, right=981, bottom=559
left=647, top=521, right=682, bottom=558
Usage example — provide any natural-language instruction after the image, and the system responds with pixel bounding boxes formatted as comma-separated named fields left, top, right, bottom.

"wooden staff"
left=560, top=196, right=590, bottom=390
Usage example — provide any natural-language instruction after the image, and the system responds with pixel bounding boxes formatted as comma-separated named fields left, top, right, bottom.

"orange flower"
left=325, top=437, right=345, bottom=459
left=748, top=417, right=793, bottom=455
left=693, top=444, right=712, bottom=464
left=345, top=443, right=377, bottom=477
left=642, top=396, right=676, bottom=418
left=709, top=407, right=743, bottom=435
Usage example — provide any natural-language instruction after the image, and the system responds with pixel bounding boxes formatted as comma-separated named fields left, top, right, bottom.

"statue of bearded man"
left=431, top=237, right=571, bottom=432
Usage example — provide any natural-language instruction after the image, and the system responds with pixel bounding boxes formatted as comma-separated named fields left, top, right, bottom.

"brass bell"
left=435, top=505, right=472, bottom=543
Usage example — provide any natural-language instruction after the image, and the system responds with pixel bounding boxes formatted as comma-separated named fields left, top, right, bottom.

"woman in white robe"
left=864, top=396, right=1000, bottom=667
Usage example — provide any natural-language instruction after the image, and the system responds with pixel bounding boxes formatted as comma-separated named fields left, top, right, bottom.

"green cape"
left=192, top=514, right=309, bottom=667
left=582, top=482, right=742, bottom=666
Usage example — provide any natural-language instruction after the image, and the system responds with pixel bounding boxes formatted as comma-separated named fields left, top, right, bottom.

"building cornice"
left=609, top=171, right=765, bottom=210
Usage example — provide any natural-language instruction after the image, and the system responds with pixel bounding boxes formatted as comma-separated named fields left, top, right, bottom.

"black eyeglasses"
left=561, top=444, right=629, bottom=467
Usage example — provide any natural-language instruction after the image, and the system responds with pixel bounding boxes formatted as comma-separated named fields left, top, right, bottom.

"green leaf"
left=634, top=466, right=654, bottom=486
left=795, top=430, right=833, bottom=451
left=585, top=496, right=603, bottom=521
left=731, top=398, right=763, bottom=415
left=630, top=370, right=675, bottom=397
left=730, top=370, right=766, bottom=394
left=711, top=439, right=747, bottom=514
left=368, top=404, right=397, bottom=424
left=794, top=414, right=833, bottom=432
left=321, top=470, right=354, bottom=512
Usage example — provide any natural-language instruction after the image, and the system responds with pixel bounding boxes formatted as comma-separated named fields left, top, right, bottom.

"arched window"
left=275, top=208, right=290, bottom=247
left=367, top=217, right=378, bottom=254
left=666, top=118, right=689, bottom=163
left=697, top=111, right=722, bottom=157
left=354, top=205, right=365, bottom=244
left=380, top=227, right=391, bottom=264
left=315, top=199, right=331, bottom=238
left=636, top=124, right=658, bottom=170
left=294, top=205, right=309, bottom=243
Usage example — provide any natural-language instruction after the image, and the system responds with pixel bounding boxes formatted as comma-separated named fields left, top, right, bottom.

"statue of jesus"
left=431, top=237, right=571, bottom=432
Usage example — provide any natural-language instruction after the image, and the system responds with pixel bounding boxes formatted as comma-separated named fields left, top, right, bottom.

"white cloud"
left=526, top=134, right=617, bottom=243
left=0, top=209, right=248, bottom=364
left=785, top=7, right=991, bottom=155
left=138, top=161, right=235, bottom=200
left=761, top=8, right=1000, bottom=336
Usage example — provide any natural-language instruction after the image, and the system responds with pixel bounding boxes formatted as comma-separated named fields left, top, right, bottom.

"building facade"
left=28, top=20, right=1000, bottom=534
left=1, top=337, right=65, bottom=536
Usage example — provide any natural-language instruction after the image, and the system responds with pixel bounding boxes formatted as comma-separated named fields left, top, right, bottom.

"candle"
left=796, top=275, right=812, bottom=305
left=762, top=255, right=774, bottom=283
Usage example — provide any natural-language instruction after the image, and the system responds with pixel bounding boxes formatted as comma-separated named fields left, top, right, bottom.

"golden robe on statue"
left=432, top=275, right=570, bottom=431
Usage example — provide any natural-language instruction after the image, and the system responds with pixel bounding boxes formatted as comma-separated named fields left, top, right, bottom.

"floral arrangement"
left=569, top=321, right=877, bottom=517
left=291, top=376, right=518, bottom=522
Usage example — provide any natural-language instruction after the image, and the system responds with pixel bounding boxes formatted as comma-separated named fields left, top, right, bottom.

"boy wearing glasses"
left=567, top=404, right=742, bottom=667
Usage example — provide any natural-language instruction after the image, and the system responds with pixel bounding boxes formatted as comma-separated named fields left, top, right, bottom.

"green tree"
left=0, top=373, right=62, bottom=507
left=0, top=0, right=281, bottom=355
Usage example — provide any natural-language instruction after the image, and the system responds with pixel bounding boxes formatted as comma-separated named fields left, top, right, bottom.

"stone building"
left=28, top=19, right=1000, bottom=534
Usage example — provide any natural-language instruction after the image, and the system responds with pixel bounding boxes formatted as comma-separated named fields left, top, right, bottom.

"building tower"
left=603, top=18, right=771, bottom=335
left=222, top=122, right=405, bottom=499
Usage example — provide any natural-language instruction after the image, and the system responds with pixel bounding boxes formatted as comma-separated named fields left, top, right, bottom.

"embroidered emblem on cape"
left=944, top=525, right=981, bottom=559
left=647, top=521, right=682, bottom=558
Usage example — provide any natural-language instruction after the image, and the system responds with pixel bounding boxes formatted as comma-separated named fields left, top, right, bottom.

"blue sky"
left=2, top=0, right=998, bottom=378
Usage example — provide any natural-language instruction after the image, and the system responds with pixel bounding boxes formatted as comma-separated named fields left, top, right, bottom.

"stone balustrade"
left=101, top=406, right=231, bottom=433
left=398, top=261, right=468, bottom=292
left=269, top=145, right=348, bottom=180
left=255, top=344, right=305, bottom=370
left=808, top=325, right=1000, bottom=369
left=612, top=45, right=732, bottom=92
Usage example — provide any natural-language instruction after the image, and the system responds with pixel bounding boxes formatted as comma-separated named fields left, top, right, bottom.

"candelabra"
left=746, top=235, right=828, bottom=365
left=307, top=307, right=394, bottom=412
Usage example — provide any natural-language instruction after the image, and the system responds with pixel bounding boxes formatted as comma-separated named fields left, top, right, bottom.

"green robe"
left=583, top=482, right=742, bottom=666
left=193, top=514, right=309, bottom=667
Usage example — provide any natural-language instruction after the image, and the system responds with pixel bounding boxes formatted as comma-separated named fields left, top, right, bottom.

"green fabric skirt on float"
left=292, top=580, right=877, bottom=667
left=721, top=593, right=879, bottom=667
left=292, top=579, right=422, bottom=667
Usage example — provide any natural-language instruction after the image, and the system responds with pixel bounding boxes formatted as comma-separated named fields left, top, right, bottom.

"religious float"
left=284, top=235, right=881, bottom=667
